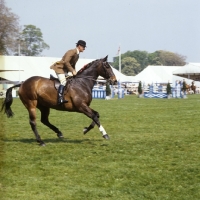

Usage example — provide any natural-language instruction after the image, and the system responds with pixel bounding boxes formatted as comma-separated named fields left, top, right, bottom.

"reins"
left=75, top=75, right=97, bottom=82
left=72, top=60, right=112, bottom=84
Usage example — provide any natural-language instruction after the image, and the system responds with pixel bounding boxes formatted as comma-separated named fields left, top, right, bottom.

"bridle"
left=102, top=61, right=116, bottom=84
left=75, top=60, right=116, bottom=84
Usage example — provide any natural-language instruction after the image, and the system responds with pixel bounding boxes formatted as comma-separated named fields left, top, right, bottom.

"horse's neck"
left=76, top=70, right=98, bottom=88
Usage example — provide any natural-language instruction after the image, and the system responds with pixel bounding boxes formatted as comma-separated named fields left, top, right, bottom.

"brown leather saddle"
left=50, top=74, right=72, bottom=90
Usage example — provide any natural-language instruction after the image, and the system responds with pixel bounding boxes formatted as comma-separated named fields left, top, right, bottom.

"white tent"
left=189, top=63, right=200, bottom=67
left=133, top=65, right=180, bottom=83
left=0, top=56, right=134, bottom=83
left=1, top=56, right=200, bottom=86
left=173, top=63, right=200, bottom=76
left=131, top=65, right=200, bottom=86
left=110, top=67, right=136, bottom=82
left=0, top=56, right=96, bottom=82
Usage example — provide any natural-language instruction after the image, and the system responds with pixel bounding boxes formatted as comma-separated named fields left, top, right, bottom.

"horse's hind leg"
left=38, top=106, right=64, bottom=138
left=27, top=104, right=45, bottom=146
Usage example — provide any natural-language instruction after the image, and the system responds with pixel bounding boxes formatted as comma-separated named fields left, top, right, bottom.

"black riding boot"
left=57, top=85, right=68, bottom=105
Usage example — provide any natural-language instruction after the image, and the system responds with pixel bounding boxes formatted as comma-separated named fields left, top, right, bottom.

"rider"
left=50, top=40, right=86, bottom=104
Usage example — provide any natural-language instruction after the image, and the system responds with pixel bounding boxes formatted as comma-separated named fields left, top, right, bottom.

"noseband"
left=102, top=62, right=115, bottom=83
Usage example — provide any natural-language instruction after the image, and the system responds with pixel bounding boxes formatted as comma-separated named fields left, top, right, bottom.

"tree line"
left=0, top=0, right=49, bottom=56
left=112, top=50, right=186, bottom=76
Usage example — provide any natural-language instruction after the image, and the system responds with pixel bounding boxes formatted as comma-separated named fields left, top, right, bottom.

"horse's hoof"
left=40, top=143, right=46, bottom=146
left=57, top=132, right=64, bottom=138
left=103, top=134, right=110, bottom=140
left=83, top=127, right=88, bottom=135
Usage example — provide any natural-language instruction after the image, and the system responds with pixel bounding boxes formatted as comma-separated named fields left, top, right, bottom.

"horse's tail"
left=1, top=84, right=21, bottom=118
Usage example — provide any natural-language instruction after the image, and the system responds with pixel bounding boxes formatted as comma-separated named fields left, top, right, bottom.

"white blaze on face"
left=99, top=125, right=107, bottom=135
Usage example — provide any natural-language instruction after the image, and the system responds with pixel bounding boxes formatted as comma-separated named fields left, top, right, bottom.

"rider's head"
left=76, top=40, right=86, bottom=52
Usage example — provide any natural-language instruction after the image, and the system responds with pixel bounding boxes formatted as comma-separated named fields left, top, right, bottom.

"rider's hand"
left=72, top=70, right=77, bottom=76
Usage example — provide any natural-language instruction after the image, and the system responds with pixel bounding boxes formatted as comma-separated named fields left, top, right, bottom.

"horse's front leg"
left=83, top=109, right=98, bottom=134
left=81, top=106, right=110, bottom=140
left=83, top=121, right=95, bottom=134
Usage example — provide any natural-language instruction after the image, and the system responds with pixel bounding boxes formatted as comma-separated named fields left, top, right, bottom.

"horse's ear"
left=102, top=55, right=108, bottom=62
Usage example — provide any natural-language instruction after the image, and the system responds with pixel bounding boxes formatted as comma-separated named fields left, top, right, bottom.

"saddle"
left=50, top=74, right=72, bottom=90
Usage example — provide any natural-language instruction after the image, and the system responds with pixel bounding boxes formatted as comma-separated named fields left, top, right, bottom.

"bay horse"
left=191, top=81, right=196, bottom=94
left=1, top=56, right=117, bottom=146
left=185, top=84, right=190, bottom=94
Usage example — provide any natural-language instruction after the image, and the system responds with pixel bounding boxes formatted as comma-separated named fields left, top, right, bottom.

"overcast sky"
left=5, top=0, right=200, bottom=62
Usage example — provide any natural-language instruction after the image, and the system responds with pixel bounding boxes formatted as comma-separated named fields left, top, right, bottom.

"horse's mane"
left=77, top=59, right=99, bottom=74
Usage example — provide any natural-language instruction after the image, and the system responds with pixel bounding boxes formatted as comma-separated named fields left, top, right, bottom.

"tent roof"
left=173, top=63, right=200, bottom=75
left=130, top=65, right=200, bottom=86
left=133, top=65, right=181, bottom=83
left=110, top=67, right=136, bottom=82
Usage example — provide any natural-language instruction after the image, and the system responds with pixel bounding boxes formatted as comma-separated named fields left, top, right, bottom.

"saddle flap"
left=50, top=74, right=61, bottom=90
left=50, top=74, right=72, bottom=91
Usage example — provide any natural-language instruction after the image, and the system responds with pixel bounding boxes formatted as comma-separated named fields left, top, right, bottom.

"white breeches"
left=57, top=73, right=66, bottom=86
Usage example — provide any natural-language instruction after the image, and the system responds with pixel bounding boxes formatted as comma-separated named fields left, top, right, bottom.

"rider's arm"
left=62, top=49, right=77, bottom=75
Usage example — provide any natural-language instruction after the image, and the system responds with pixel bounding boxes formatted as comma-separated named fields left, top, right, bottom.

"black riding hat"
left=76, top=40, right=86, bottom=48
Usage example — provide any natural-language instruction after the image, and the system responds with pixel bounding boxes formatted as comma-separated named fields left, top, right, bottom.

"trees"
left=19, top=25, right=50, bottom=56
left=121, top=57, right=140, bottom=76
left=0, top=1, right=49, bottom=56
left=166, top=82, right=172, bottom=95
left=105, top=82, right=111, bottom=96
left=112, top=50, right=147, bottom=73
left=138, top=81, right=142, bottom=95
left=123, top=50, right=148, bottom=71
left=0, top=0, right=19, bottom=55
left=148, top=50, right=186, bottom=66
left=112, top=50, right=186, bottom=76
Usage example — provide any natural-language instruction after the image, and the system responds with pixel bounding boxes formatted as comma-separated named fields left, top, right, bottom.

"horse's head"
left=97, top=56, right=117, bottom=85
left=76, top=55, right=117, bottom=85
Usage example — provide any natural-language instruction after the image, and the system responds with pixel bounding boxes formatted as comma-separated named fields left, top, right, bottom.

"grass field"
left=0, top=95, right=200, bottom=200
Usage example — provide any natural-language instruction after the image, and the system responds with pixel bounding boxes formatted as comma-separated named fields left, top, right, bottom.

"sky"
left=5, top=0, right=200, bottom=63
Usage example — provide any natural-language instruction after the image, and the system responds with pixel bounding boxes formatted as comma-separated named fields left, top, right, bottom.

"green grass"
left=1, top=95, right=200, bottom=200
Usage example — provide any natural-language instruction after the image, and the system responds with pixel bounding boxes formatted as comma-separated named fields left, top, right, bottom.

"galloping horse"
left=1, top=56, right=117, bottom=146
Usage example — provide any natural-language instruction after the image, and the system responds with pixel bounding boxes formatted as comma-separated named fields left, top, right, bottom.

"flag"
left=116, top=46, right=120, bottom=56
